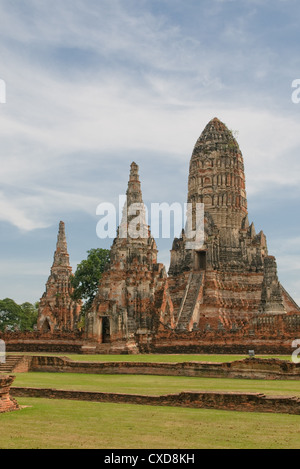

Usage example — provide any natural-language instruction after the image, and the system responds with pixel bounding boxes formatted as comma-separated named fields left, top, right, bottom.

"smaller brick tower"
left=86, top=163, right=172, bottom=353
left=38, top=221, right=81, bottom=333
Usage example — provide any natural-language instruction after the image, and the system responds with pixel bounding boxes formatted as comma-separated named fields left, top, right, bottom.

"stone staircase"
left=0, top=355, right=25, bottom=374
left=176, top=272, right=205, bottom=331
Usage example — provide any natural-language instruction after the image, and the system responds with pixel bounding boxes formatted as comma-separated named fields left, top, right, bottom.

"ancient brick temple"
left=86, top=118, right=299, bottom=352
left=167, top=117, right=299, bottom=332
left=30, top=117, right=299, bottom=354
left=37, top=221, right=81, bottom=333
left=86, top=163, right=173, bottom=352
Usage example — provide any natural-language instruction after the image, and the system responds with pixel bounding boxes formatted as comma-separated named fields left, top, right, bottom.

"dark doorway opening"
left=102, top=317, right=111, bottom=343
left=42, top=318, right=51, bottom=333
left=195, top=251, right=207, bottom=271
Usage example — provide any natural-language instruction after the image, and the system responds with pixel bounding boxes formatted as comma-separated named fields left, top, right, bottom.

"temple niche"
left=37, top=221, right=82, bottom=333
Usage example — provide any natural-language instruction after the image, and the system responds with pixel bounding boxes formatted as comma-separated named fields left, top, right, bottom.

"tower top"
left=193, top=117, right=240, bottom=154
left=57, top=221, right=67, bottom=250
left=188, top=118, right=248, bottom=230
left=126, top=161, right=143, bottom=206
left=118, top=162, right=149, bottom=241
left=52, top=221, right=71, bottom=272
left=112, top=162, right=157, bottom=266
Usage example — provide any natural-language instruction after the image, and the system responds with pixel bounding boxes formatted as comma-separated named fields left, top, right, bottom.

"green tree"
left=0, top=298, right=22, bottom=332
left=71, top=248, right=110, bottom=314
left=0, top=299, right=39, bottom=332
left=20, top=302, right=39, bottom=331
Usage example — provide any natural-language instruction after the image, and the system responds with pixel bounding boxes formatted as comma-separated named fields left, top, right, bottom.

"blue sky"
left=0, top=0, right=299, bottom=304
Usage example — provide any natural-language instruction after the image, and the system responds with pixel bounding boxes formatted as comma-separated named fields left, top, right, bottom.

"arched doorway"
left=41, top=318, right=51, bottom=333
left=102, top=317, right=111, bottom=343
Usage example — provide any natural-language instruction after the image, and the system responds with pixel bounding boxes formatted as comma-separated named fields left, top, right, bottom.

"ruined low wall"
left=5, top=341, right=86, bottom=354
left=28, top=356, right=300, bottom=380
left=0, top=331, right=86, bottom=354
left=10, top=387, right=300, bottom=415
left=1, top=328, right=299, bottom=355
left=145, top=332, right=298, bottom=355
left=0, top=376, right=19, bottom=413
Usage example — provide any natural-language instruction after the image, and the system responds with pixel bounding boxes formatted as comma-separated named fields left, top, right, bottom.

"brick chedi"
left=37, top=221, right=81, bottom=333
left=86, top=163, right=173, bottom=352
left=168, top=118, right=299, bottom=331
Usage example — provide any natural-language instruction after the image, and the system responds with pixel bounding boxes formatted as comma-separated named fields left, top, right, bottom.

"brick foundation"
left=27, top=356, right=300, bottom=380
left=1, top=331, right=87, bottom=354
left=142, top=329, right=300, bottom=355
left=2, top=323, right=300, bottom=355
left=10, top=387, right=300, bottom=415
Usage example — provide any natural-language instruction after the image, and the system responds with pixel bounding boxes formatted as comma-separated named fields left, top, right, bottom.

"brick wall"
left=1, top=317, right=299, bottom=355
left=28, top=356, right=300, bottom=380
left=144, top=330, right=298, bottom=355
left=10, top=387, right=300, bottom=415
left=0, top=331, right=86, bottom=353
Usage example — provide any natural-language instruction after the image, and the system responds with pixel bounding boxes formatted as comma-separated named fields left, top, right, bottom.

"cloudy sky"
left=0, top=0, right=299, bottom=305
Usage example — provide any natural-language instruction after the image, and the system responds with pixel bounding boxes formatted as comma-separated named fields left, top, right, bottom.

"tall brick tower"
left=168, top=118, right=298, bottom=331
left=188, top=117, right=248, bottom=231
left=87, top=163, right=171, bottom=352
left=38, top=221, right=81, bottom=333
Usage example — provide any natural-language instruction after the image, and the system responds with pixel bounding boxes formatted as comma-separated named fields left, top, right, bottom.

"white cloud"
left=1, top=58, right=300, bottom=231
left=0, top=191, right=47, bottom=231
left=0, top=0, right=299, bottom=302
left=0, top=185, right=101, bottom=231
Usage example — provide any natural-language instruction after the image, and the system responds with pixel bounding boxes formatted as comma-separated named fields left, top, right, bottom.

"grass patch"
left=4, top=353, right=300, bottom=449
left=8, top=353, right=293, bottom=362
left=64, top=354, right=292, bottom=363
left=0, top=398, right=299, bottom=449
left=63, top=354, right=293, bottom=363
left=13, top=372, right=300, bottom=397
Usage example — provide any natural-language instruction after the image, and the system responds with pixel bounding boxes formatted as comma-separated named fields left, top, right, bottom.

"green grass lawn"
left=0, top=398, right=299, bottom=449
left=65, top=353, right=292, bottom=363
left=9, top=352, right=293, bottom=362
left=3, top=353, right=299, bottom=449
left=13, top=372, right=300, bottom=397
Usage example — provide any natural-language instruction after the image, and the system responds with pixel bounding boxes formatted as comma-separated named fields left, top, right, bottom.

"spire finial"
left=126, top=162, right=143, bottom=205
left=52, top=221, right=70, bottom=269
left=119, top=162, right=148, bottom=240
